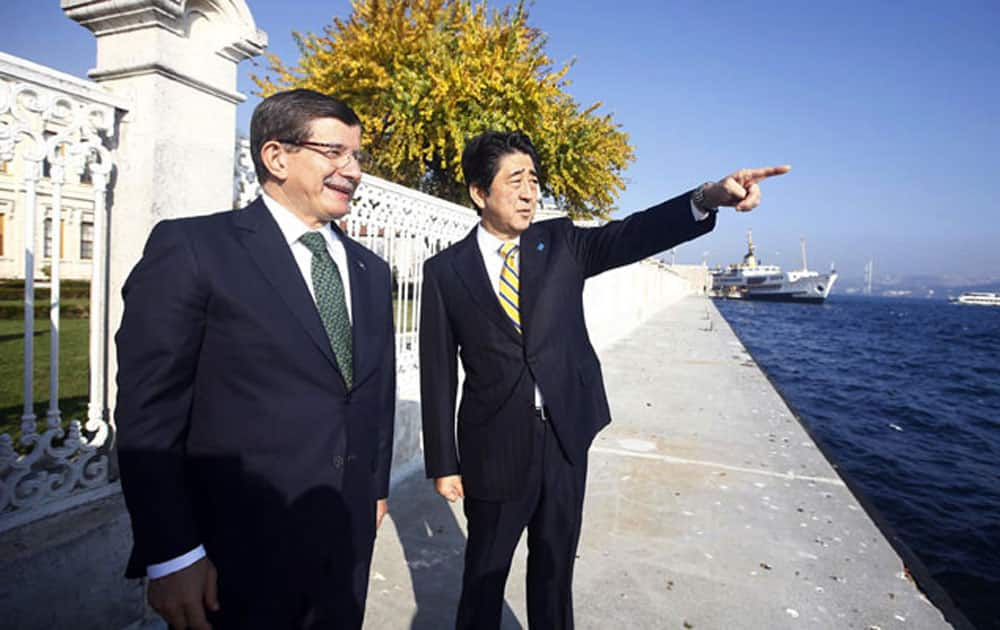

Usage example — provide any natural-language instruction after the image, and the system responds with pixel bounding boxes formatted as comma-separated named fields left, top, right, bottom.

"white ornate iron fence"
left=0, top=53, right=125, bottom=525
left=347, top=175, right=478, bottom=373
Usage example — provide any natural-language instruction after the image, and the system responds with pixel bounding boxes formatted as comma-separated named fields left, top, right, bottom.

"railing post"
left=87, top=167, right=111, bottom=441
left=20, top=159, right=40, bottom=433
left=47, top=158, right=64, bottom=427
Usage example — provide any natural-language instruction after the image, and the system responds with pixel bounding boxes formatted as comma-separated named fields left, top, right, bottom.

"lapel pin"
left=537, top=242, right=545, bottom=251
left=357, top=260, right=366, bottom=270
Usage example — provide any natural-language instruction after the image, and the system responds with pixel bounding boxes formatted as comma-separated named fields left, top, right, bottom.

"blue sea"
left=715, top=295, right=1000, bottom=630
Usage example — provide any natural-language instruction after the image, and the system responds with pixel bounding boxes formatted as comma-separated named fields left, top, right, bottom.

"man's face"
left=473, top=151, right=539, bottom=240
left=282, top=117, right=363, bottom=225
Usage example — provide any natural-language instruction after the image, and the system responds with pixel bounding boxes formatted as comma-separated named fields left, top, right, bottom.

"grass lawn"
left=0, top=297, right=91, bottom=319
left=392, top=296, right=417, bottom=332
left=0, top=318, right=91, bottom=447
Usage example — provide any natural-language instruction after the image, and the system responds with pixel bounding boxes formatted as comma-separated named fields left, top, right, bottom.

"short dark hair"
left=250, top=89, right=362, bottom=183
left=461, top=131, right=541, bottom=212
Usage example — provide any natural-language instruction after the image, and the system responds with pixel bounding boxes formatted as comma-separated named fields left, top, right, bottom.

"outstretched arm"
left=567, top=164, right=791, bottom=278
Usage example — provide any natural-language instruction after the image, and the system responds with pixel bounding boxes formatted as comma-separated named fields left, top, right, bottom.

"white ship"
left=950, top=292, right=1000, bottom=306
left=711, top=230, right=837, bottom=303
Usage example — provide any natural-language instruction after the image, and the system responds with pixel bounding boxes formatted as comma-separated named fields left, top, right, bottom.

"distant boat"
left=710, top=231, right=837, bottom=303
left=950, top=292, right=1000, bottom=306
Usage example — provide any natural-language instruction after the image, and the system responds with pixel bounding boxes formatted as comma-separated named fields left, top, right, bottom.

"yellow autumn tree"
left=254, top=0, right=634, bottom=218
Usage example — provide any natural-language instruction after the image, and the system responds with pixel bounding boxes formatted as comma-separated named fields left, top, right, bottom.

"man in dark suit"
left=420, top=130, right=788, bottom=629
left=115, top=89, right=396, bottom=630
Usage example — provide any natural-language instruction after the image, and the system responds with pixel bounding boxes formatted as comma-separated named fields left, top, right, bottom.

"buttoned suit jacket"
left=420, top=192, right=715, bottom=501
left=115, top=198, right=395, bottom=608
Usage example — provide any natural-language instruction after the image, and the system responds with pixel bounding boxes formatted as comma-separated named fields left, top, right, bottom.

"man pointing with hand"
left=420, top=129, right=788, bottom=629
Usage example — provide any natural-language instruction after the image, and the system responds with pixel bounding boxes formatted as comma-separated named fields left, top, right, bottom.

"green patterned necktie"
left=300, top=231, right=353, bottom=388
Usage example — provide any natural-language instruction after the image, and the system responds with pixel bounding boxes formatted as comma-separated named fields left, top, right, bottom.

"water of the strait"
left=714, top=295, right=1000, bottom=629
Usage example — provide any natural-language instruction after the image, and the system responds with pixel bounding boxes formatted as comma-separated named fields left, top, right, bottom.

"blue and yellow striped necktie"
left=497, top=242, right=521, bottom=334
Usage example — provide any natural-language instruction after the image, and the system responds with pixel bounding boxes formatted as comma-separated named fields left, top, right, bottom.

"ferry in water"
left=711, top=231, right=837, bottom=303
left=950, top=292, right=1000, bottom=306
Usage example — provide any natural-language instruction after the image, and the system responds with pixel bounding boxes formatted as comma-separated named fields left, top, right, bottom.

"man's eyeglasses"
left=280, top=140, right=371, bottom=169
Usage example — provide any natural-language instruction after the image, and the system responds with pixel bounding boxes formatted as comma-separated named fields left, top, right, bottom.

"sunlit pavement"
left=364, top=296, right=952, bottom=630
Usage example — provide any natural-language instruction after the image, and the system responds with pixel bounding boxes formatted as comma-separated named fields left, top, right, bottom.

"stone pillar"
left=61, top=0, right=267, bottom=420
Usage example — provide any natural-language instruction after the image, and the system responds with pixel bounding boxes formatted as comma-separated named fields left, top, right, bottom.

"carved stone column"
left=61, top=0, right=267, bottom=418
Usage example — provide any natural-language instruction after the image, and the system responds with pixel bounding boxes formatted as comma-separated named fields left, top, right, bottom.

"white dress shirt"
left=261, top=192, right=354, bottom=324
left=146, top=193, right=353, bottom=579
left=690, top=199, right=713, bottom=222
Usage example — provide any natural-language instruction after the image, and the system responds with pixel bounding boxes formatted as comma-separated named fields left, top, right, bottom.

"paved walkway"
left=363, top=296, right=953, bottom=629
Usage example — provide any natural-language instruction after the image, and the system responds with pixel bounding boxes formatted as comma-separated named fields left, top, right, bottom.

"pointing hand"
left=702, top=165, right=791, bottom=212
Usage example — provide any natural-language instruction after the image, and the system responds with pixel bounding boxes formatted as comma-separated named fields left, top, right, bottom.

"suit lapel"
left=233, top=199, right=341, bottom=377
left=517, top=222, right=550, bottom=339
left=339, top=228, right=379, bottom=390
left=451, top=227, right=522, bottom=344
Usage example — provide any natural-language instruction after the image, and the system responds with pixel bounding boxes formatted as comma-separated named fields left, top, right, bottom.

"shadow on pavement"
left=389, top=472, right=523, bottom=630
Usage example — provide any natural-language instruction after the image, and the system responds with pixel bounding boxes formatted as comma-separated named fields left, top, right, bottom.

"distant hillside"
left=838, top=274, right=1000, bottom=299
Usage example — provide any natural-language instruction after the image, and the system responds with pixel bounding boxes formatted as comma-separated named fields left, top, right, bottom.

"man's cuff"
left=690, top=198, right=713, bottom=222
left=147, top=545, right=206, bottom=579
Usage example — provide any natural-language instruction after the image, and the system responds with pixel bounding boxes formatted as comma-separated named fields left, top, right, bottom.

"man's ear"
left=469, top=184, right=488, bottom=211
left=260, top=140, right=289, bottom=182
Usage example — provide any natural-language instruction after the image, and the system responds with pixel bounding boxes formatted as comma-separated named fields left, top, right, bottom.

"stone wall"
left=662, top=263, right=713, bottom=297
left=0, top=489, right=144, bottom=630
left=585, top=260, right=697, bottom=352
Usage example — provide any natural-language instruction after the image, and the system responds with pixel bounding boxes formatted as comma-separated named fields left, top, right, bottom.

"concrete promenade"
left=363, top=296, right=953, bottom=629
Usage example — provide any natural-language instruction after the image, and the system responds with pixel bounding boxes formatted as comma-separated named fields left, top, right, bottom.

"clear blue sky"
left=3, top=0, right=998, bottom=283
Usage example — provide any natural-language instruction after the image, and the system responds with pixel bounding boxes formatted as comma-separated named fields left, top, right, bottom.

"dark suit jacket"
left=420, top=192, right=715, bottom=501
left=115, top=198, right=395, bottom=595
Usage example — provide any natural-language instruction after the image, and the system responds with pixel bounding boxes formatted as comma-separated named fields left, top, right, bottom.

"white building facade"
left=1, top=126, right=98, bottom=281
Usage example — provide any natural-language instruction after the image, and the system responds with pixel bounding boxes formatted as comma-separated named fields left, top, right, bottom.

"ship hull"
left=735, top=293, right=828, bottom=304
left=712, top=272, right=837, bottom=303
left=951, top=292, right=1000, bottom=306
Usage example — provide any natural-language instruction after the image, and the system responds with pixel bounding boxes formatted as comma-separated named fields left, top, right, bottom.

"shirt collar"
left=261, top=191, right=342, bottom=249
left=476, top=223, right=520, bottom=257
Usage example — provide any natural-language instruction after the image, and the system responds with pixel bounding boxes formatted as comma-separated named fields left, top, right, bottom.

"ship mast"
left=800, top=237, right=808, bottom=271
left=743, top=229, right=758, bottom=268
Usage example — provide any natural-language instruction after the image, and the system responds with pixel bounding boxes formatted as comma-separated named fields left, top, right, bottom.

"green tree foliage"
left=254, top=0, right=634, bottom=218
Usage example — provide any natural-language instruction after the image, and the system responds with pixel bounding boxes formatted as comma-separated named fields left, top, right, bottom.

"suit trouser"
left=457, top=409, right=588, bottom=630
left=206, top=462, right=377, bottom=630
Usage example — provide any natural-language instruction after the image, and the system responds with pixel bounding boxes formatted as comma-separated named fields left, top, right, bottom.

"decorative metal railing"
left=0, top=53, right=125, bottom=522
left=347, top=175, right=478, bottom=373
